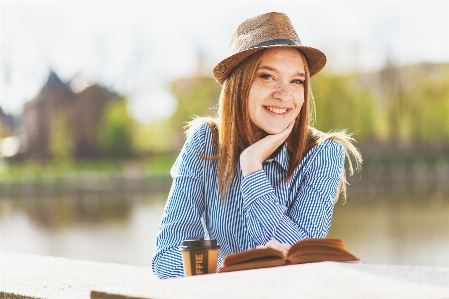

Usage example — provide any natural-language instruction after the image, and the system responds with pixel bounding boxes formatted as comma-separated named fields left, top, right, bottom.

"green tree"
left=133, top=119, right=175, bottom=154
left=98, top=99, right=134, bottom=157
left=312, top=72, right=376, bottom=141
left=407, top=68, right=449, bottom=143
left=50, top=111, right=74, bottom=160
left=169, top=76, right=221, bottom=150
left=0, top=120, right=5, bottom=139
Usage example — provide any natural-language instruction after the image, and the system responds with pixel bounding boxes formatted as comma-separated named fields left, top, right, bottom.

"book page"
left=288, top=238, right=348, bottom=256
left=219, top=256, right=285, bottom=273
left=222, top=247, right=285, bottom=266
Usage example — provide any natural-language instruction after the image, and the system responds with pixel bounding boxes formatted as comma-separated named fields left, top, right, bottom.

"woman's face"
left=247, top=47, right=306, bottom=138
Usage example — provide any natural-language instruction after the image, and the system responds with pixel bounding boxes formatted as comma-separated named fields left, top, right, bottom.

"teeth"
left=266, top=106, right=287, bottom=114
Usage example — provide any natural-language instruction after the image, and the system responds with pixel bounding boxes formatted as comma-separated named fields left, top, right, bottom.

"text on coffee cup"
left=195, top=254, right=203, bottom=274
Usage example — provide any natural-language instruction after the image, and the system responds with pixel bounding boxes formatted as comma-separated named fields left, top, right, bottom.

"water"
left=1, top=190, right=448, bottom=268
left=0, top=192, right=166, bottom=266
left=328, top=195, right=449, bottom=268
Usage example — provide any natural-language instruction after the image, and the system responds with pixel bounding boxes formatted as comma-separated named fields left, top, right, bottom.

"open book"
left=218, top=238, right=359, bottom=273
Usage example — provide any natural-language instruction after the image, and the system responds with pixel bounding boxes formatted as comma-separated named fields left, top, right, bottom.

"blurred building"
left=0, top=108, right=22, bottom=158
left=22, top=71, right=124, bottom=159
left=0, top=107, right=17, bottom=137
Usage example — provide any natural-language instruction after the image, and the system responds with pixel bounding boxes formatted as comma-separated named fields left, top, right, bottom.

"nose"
left=272, top=82, right=290, bottom=101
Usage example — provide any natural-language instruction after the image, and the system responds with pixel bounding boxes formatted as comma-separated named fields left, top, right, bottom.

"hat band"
left=250, top=39, right=301, bottom=48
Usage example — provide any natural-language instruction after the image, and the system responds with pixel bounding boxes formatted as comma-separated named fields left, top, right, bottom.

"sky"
left=1, top=1, right=449, bottom=123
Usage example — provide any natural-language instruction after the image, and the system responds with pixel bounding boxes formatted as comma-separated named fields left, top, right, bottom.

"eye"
left=260, top=73, right=274, bottom=80
left=292, top=79, right=305, bottom=85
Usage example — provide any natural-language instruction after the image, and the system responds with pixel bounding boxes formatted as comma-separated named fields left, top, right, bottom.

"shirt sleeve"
left=151, top=123, right=208, bottom=279
left=241, top=139, right=345, bottom=246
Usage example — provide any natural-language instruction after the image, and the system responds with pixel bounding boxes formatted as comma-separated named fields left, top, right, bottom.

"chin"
left=265, top=124, right=288, bottom=135
left=268, top=129, right=281, bottom=134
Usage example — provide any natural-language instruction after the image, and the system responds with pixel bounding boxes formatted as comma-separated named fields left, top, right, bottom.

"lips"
left=264, top=106, right=289, bottom=114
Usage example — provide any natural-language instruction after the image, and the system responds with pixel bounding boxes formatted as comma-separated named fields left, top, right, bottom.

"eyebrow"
left=257, top=65, right=306, bottom=77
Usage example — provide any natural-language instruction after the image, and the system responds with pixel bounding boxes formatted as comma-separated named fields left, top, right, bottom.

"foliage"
left=405, top=68, right=449, bottom=143
left=312, top=63, right=449, bottom=146
left=312, top=72, right=376, bottom=141
left=49, top=111, right=74, bottom=160
left=168, top=76, right=221, bottom=150
left=0, top=121, right=5, bottom=139
left=170, top=76, right=220, bottom=123
left=133, top=119, right=176, bottom=154
left=98, top=99, right=134, bottom=157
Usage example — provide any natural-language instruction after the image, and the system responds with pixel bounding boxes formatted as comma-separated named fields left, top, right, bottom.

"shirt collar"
left=264, top=142, right=289, bottom=171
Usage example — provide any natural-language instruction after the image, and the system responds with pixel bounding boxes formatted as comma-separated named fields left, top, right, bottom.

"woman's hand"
left=240, top=121, right=294, bottom=177
left=256, top=239, right=291, bottom=255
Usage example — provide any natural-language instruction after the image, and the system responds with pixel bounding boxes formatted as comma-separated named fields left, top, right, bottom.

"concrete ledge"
left=91, top=262, right=449, bottom=299
left=0, top=252, right=157, bottom=299
left=2, top=251, right=449, bottom=299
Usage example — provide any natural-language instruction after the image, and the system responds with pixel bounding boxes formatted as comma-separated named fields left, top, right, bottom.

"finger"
left=265, top=240, right=288, bottom=254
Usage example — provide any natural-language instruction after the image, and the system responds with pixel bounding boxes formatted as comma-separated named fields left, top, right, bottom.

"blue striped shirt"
left=152, top=122, right=345, bottom=279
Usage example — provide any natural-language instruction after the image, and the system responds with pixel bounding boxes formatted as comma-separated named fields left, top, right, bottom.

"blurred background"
left=1, top=1, right=448, bottom=268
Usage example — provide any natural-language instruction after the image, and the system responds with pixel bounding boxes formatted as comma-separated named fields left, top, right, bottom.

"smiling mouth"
left=264, top=106, right=289, bottom=114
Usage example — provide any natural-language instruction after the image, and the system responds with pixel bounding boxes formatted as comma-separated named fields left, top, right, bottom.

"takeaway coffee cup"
left=179, top=238, right=220, bottom=276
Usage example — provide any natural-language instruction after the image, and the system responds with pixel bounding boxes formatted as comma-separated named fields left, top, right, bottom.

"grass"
left=0, top=154, right=178, bottom=183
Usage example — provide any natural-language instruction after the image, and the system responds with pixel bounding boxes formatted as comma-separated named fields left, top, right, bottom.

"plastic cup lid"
left=179, top=238, right=220, bottom=250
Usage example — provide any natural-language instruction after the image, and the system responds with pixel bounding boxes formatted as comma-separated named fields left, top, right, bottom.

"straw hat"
left=212, top=12, right=327, bottom=85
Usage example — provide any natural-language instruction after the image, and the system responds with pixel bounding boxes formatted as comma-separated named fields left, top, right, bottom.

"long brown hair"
left=187, top=49, right=361, bottom=202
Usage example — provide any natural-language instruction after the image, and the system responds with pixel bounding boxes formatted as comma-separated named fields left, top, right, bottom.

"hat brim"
left=212, top=44, right=326, bottom=85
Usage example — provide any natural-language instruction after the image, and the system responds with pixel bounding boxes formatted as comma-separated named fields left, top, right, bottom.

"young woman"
left=152, top=12, right=362, bottom=279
